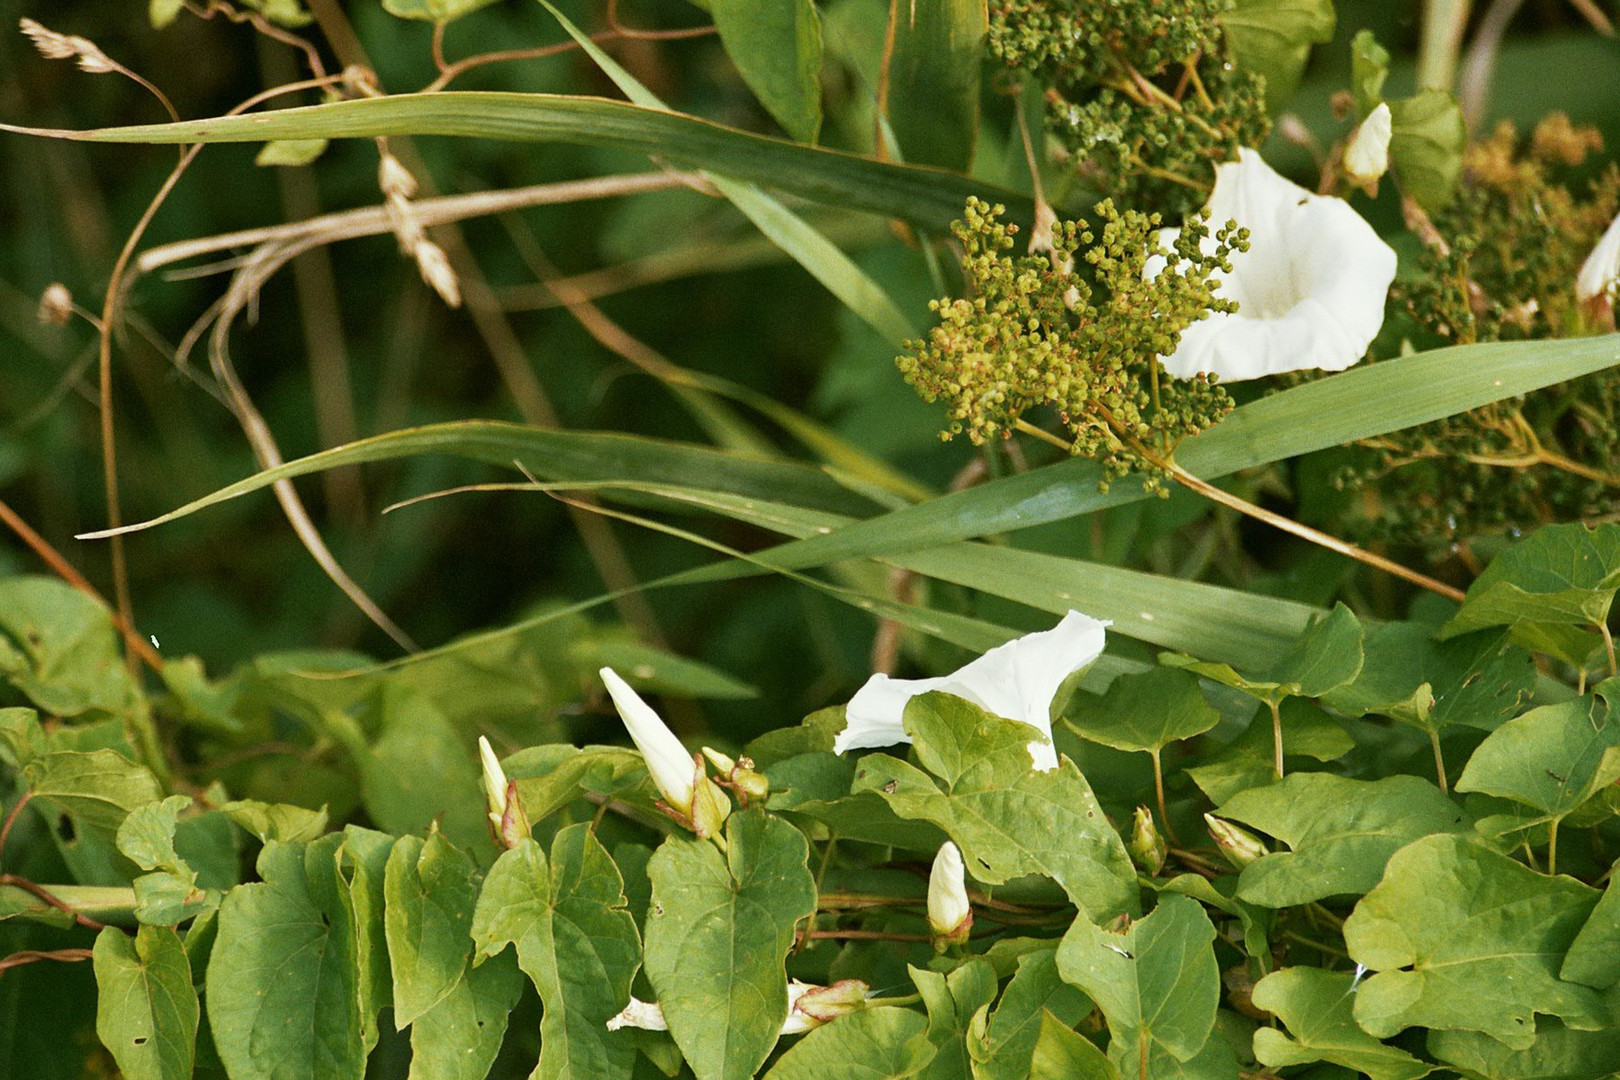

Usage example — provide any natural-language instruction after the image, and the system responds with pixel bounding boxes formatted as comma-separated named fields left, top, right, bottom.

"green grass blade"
left=44, top=92, right=1026, bottom=231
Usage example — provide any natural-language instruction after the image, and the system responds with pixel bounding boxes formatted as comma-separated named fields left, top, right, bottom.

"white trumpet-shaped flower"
left=1344, top=102, right=1392, bottom=186
left=1148, top=149, right=1398, bottom=382
left=927, top=842, right=972, bottom=946
left=833, top=610, right=1108, bottom=771
left=1577, top=209, right=1620, bottom=302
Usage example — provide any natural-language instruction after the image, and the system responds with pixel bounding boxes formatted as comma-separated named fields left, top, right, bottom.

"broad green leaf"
left=1220, top=774, right=1469, bottom=907
left=854, top=693, right=1139, bottom=918
left=26, top=748, right=163, bottom=883
left=1347, top=30, right=1464, bottom=210
left=355, top=684, right=486, bottom=848
left=969, top=949, right=1092, bottom=1080
left=0, top=577, right=139, bottom=717
left=1388, top=91, right=1466, bottom=212
left=1154, top=874, right=1272, bottom=963
left=1067, top=668, right=1220, bottom=755
left=1349, top=29, right=1389, bottom=114
left=406, top=950, right=523, bottom=1080
left=118, top=795, right=217, bottom=925
left=713, top=0, right=823, bottom=142
left=504, top=744, right=650, bottom=825
left=912, top=960, right=997, bottom=1080
left=1027, top=1011, right=1118, bottom=1080
left=1343, top=834, right=1606, bottom=1048
left=1267, top=604, right=1365, bottom=698
left=207, top=836, right=368, bottom=1080
left=1184, top=700, right=1354, bottom=805
left=1250, top=968, right=1431, bottom=1080
left=216, top=800, right=329, bottom=844
left=63, top=96, right=1027, bottom=233
left=1220, top=0, right=1335, bottom=108
left=1444, top=523, right=1620, bottom=636
left=254, top=139, right=328, bottom=167
left=644, top=810, right=817, bottom=1080
left=384, top=831, right=478, bottom=1028
left=1056, top=894, right=1220, bottom=1068
left=1561, top=876, right=1620, bottom=989
left=93, top=925, right=199, bottom=1080
left=880, top=0, right=986, bottom=170
left=382, top=0, right=496, bottom=23
left=1454, top=694, right=1620, bottom=830
left=1324, top=623, right=1534, bottom=734
left=336, top=827, right=396, bottom=1053
left=470, top=824, right=641, bottom=1080
left=1427, top=1020, right=1620, bottom=1080
left=1163, top=603, right=1362, bottom=705
left=760, top=1007, right=933, bottom=1080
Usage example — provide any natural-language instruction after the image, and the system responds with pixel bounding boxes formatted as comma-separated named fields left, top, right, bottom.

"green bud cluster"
left=1337, top=116, right=1620, bottom=548
left=897, top=197, right=1238, bottom=494
left=988, top=0, right=1269, bottom=214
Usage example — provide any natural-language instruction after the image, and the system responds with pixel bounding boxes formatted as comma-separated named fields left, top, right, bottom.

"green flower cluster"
left=988, top=0, right=1269, bottom=214
left=897, top=197, right=1238, bottom=494
left=1341, top=116, right=1620, bottom=546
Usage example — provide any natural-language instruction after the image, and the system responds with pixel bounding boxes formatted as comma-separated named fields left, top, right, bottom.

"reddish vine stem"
left=0, top=948, right=95, bottom=976
left=0, top=876, right=107, bottom=931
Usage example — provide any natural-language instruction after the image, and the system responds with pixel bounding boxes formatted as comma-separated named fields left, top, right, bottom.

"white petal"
left=1344, top=103, right=1392, bottom=183
left=1577, top=210, right=1620, bottom=301
left=834, top=611, right=1108, bottom=772
left=601, top=667, right=695, bottom=813
left=477, top=735, right=508, bottom=815
left=927, top=841, right=971, bottom=935
left=606, top=997, right=667, bottom=1031
left=1155, top=149, right=1397, bottom=382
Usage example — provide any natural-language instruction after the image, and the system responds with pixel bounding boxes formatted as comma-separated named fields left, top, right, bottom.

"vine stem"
left=1012, top=419, right=1465, bottom=602
left=1268, top=699, right=1285, bottom=781
left=1430, top=728, right=1450, bottom=794
left=1149, top=749, right=1179, bottom=845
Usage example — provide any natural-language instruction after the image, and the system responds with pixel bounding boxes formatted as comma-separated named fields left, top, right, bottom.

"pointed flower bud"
left=703, top=747, right=771, bottom=805
left=1344, top=103, right=1392, bottom=188
left=1205, top=814, right=1267, bottom=868
left=37, top=283, right=73, bottom=327
left=601, top=668, right=731, bottom=838
left=1127, top=806, right=1167, bottom=876
left=927, top=841, right=973, bottom=948
left=784, top=979, right=869, bottom=1033
left=478, top=736, right=530, bottom=849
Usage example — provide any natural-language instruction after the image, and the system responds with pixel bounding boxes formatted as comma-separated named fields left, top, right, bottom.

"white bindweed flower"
left=1148, top=148, right=1398, bottom=382
left=600, top=667, right=729, bottom=837
left=927, top=842, right=972, bottom=947
left=1576, top=209, right=1620, bottom=302
left=1344, top=102, right=1392, bottom=186
left=607, top=980, right=868, bottom=1036
left=833, top=610, right=1108, bottom=771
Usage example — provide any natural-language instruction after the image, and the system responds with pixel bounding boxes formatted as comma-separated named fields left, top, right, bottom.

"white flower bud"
left=606, top=997, right=668, bottom=1032
left=1576, top=210, right=1620, bottom=302
left=37, top=283, right=73, bottom=327
left=1344, top=102, right=1392, bottom=186
left=927, top=841, right=972, bottom=947
left=602, top=667, right=729, bottom=838
left=477, top=736, right=529, bottom=849
left=783, top=979, right=868, bottom=1033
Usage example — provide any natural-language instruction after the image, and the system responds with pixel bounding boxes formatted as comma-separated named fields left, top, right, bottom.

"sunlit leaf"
left=1343, top=834, right=1606, bottom=1049
left=1249, top=967, right=1432, bottom=1080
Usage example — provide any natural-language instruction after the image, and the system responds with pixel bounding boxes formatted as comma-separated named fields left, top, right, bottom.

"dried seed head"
left=414, top=241, right=461, bottom=308
left=19, top=18, right=115, bottom=74
left=377, top=152, right=417, bottom=200
left=37, top=283, right=74, bottom=326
